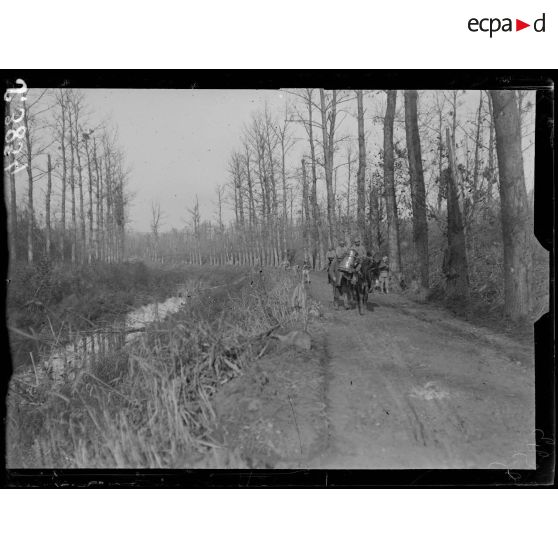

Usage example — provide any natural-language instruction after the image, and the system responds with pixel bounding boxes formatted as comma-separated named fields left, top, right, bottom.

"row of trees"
left=134, top=89, right=534, bottom=320
left=4, top=89, right=129, bottom=266
left=5, top=87, right=536, bottom=321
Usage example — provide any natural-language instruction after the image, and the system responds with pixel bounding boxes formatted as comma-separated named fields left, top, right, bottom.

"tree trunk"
left=233, top=172, right=239, bottom=227
left=68, top=107, right=77, bottom=264
left=346, top=149, right=351, bottom=238
left=436, top=105, right=444, bottom=213
left=307, top=91, right=322, bottom=268
left=280, top=140, right=288, bottom=257
left=356, top=90, right=367, bottom=246
left=301, top=158, right=310, bottom=259
left=264, top=130, right=280, bottom=262
left=472, top=92, right=483, bottom=213
left=244, top=145, right=256, bottom=230
left=74, top=122, right=86, bottom=263
left=404, top=90, right=429, bottom=288
left=22, top=99, right=34, bottom=263
left=369, top=175, right=381, bottom=255
left=234, top=153, right=245, bottom=229
left=486, top=93, right=496, bottom=204
left=60, top=99, right=68, bottom=261
left=445, top=128, right=469, bottom=300
left=5, top=102, right=17, bottom=263
left=319, top=89, right=336, bottom=248
left=93, top=140, right=101, bottom=260
left=46, top=154, right=52, bottom=258
left=105, top=151, right=113, bottom=262
left=9, top=168, right=17, bottom=263
left=490, top=90, right=532, bottom=320
left=85, top=137, right=94, bottom=262
left=98, top=154, right=105, bottom=262
left=116, top=178, right=125, bottom=262
left=383, top=90, right=402, bottom=284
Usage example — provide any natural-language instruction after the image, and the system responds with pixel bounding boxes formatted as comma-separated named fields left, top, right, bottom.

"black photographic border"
left=1, top=69, right=554, bottom=487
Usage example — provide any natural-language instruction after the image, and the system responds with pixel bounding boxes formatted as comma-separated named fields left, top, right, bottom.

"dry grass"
left=6, top=267, right=303, bottom=468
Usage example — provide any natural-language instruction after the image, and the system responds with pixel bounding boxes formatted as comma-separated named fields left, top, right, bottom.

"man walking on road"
left=326, top=245, right=336, bottom=284
left=379, top=255, right=390, bottom=294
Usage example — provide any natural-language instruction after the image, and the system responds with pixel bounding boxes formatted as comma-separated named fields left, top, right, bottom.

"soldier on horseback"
left=333, top=238, right=367, bottom=312
left=350, top=237, right=367, bottom=260
left=335, top=238, right=348, bottom=262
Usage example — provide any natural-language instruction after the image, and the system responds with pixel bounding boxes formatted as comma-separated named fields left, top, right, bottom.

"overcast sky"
left=85, top=88, right=289, bottom=232
left=12, top=88, right=536, bottom=233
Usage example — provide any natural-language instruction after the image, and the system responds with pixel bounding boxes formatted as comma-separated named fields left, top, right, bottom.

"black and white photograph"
left=2, top=76, right=553, bottom=482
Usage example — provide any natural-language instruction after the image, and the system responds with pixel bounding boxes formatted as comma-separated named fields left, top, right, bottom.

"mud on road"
left=214, top=272, right=536, bottom=469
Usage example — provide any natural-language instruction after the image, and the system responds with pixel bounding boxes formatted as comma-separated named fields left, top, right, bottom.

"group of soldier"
left=281, top=237, right=391, bottom=295
left=326, top=238, right=390, bottom=294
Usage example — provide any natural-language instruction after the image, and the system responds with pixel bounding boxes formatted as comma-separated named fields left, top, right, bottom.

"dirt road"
left=304, top=273, right=536, bottom=469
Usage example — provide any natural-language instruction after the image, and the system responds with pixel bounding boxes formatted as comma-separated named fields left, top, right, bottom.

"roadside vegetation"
left=7, top=268, right=311, bottom=468
left=7, top=261, right=234, bottom=367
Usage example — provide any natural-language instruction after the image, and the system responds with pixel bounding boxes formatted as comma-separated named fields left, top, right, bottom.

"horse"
left=333, top=264, right=366, bottom=315
left=359, top=257, right=380, bottom=305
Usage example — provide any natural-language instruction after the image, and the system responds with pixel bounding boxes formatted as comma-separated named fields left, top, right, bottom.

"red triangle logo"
left=516, top=19, right=530, bottom=31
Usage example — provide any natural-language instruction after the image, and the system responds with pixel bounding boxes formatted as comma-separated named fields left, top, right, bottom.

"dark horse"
left=333, top=263, right=366, bottom=314
left=359, top=256, right=380, bottom=305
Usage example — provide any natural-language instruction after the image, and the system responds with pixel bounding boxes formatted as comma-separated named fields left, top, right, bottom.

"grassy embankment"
left=7, top=266, right=312, bottom=468
left=7, top=261, right=221, bottom=368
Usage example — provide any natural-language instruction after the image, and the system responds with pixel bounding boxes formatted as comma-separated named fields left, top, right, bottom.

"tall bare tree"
left=471, top=91, right=483, bottom=213
left=301, top=158, right=311, bottom=259
left=288, top=88, right=324, bottom=267
left=67, top=93, right=77, bottom=263
left=45, top=153, right=52, bottom=258
left=150, top=201, right=162, bottom=261
left=5, top=101, right=18, bottom=263
left=263, top=108, right=281, bottom=263
left=486, top=92, right=497, bottom=204
left=434, top=92, right=446, bottom=213
left=404, top=90, right=429, bottom=288
left=83, top=129, right=95, bottom=262
left=444, top=127, right=469, bottom=300
left=490, top=90, right=532, bottom=320
left=189, top=195, right=202, bottom=265
left=383, top=90, right=402, bottom=284
left=70, top=92, right=86, bottom=262
left=22, top=98, right=34, bottom=263
left=242, top=141, right=256, bottom=230
left=55, top=90, right=69, bottom=261
left=319, top=89, right=337, bottom=247
left=368, top=171, right=382, bottom=255
left=93, top=140, right=103, bottom=261
left=274, top=105, right=295, bottom=256
left=103, top=134, right=114, bottom=262
left=230, top=151, right=245, bottom=229
left=305, top=90, right=322, bottom=267
left=345, top=144, right=353, bottom=238
left=356, top=90, right=367, bottom=244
